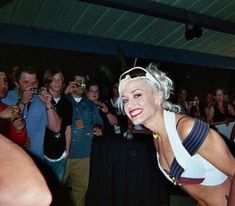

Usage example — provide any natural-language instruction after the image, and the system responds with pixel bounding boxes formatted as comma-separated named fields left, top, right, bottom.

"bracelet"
left=105, top=112, right=110, bottom=115
left=46, top=106, right=56, bottom=111
left=17, top=100, right=27, bottom=106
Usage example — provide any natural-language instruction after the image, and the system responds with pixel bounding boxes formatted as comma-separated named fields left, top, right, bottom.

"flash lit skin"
left=48, top=73, right=63, bottom=96
left=121, top=79, right=158, bottom=126
left=87, top=85, right=99, bottom=102
left=72, top=76, right=86, bottom=97
left=15, top=72, right=38, bottom=91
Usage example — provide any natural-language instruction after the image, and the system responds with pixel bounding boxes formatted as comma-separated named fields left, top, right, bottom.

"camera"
left=31, top=87, right=45, bottom=95
left=75, top=83, right=86, bottom=89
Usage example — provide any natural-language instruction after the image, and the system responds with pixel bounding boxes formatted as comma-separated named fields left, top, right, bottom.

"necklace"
left=153, top=132, right=161, bottom=140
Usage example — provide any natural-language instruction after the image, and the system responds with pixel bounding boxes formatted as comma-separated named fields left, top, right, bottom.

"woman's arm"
left=0, top=134, right=52, bottom=206
left=228, top=104, right=235, bottom=117
left=65, top=125, right=72, bottom=159
left=196, top=128, right=235, bottom=177
left=97, top=101, right=118, bottom=126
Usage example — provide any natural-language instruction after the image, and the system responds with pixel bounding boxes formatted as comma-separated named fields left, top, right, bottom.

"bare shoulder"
left=175, top=114, right=196, bottom=141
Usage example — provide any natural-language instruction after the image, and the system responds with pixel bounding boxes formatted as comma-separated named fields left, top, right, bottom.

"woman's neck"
left=143, top=108, right=165, bottom=135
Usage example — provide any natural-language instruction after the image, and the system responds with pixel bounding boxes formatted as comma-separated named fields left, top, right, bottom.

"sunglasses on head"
left=119, top=67, right=156, bottom=83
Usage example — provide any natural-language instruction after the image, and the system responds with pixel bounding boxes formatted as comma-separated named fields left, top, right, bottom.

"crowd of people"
left=0, top=63, right=234, bottom=206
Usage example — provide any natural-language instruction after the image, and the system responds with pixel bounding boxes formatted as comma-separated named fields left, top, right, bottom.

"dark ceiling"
left=0, top=0, right=235, bottom=69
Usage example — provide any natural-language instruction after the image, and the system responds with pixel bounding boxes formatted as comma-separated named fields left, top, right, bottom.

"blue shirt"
left=67, top=95, right=103, bottom=159
left=2, top=89, right=48, bottom=160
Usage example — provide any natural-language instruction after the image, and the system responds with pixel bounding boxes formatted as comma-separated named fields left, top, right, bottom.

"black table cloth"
left=86, top=134, right=169, bottom=206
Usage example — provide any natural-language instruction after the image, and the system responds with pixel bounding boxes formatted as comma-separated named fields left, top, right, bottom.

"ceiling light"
left=185, top=23, right=202, bottom=41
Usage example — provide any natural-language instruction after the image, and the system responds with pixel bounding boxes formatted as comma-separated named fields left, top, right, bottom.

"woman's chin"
left=131, top=117, right=144, bottom=125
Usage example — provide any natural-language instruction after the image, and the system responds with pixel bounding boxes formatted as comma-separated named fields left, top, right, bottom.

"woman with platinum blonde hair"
left=118, top=63, right=235, bottom=206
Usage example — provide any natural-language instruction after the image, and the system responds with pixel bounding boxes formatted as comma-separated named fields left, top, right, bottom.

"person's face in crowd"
left=121, top=79, right=159, bottom=126
left=112, top=82, right=119, bottom=98
left=11, top=65, right=20, bottom=82
left=206, top=93, right=213, bottom=105
left=194, top=96, right=200, bottom=105
left=49, top=73, right=63, bottom=94
left=215, top=89, right=224, bottom=103
left=72, top=76, right=86, bottom=97
left=178, top=89, right=187, bottom=102
left=0, top=71, right=8, bottom=98
left=15, top=72, right=38, bottom=91
left=87, top=85, right=99, bottom=103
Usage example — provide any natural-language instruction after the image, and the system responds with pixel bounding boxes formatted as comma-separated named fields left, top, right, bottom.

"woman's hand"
left=39, top=88, right=53, bottom=105
left=64, top=82, right=78, bottom=95
left=96, top=101, right=109, bottom=114
left=92, top=125, right=103, bottom=136
left=12, top=117, right=25, bottom=132
left=0, top=106, right=20, bottom=120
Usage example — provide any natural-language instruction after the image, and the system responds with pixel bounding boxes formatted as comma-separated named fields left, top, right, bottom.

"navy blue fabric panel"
left=182, top=119, right=209, bottom=155
left=169, top=119, right=209, bottom=180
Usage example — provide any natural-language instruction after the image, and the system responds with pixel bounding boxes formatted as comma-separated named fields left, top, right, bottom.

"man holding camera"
left=2, top=65, right=60, bottom=160
left=63, top=72, right=103, bottom=206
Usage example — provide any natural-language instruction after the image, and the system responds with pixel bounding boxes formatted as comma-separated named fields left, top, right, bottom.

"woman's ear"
left=154, top=91, right=164, bottom=105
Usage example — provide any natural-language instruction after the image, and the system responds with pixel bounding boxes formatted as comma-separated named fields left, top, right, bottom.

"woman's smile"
left=129, top=108, right=143, bottom=120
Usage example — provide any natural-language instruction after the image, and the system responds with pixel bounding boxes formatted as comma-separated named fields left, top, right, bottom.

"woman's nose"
left=126, top=98, right=136, bottom=109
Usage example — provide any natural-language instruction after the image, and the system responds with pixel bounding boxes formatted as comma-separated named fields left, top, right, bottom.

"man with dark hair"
left=63, top=72, right=103, bottom=206
left=2, top=65, right=61, bottom=160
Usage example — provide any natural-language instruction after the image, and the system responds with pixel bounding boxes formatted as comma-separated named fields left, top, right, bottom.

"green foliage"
left=100, top=65, right=114, bottom=82
left=99, top=46, right=128, bottom=83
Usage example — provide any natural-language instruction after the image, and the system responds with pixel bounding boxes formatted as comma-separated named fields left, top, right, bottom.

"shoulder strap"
left=176, top=116, right=188, bottom=128
left=163, top=110, right=191, bottom=170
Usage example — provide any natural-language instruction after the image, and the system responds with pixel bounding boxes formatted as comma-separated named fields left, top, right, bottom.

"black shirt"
left=44, top=95, right=73, bottom=159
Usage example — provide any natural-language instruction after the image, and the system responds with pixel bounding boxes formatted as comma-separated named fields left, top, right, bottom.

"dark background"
left=1, top=43, right=234, bottom=101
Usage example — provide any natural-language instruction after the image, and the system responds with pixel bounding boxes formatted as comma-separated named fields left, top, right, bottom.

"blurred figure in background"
left=203, top=92, right=214, bottom=120
left=105, top=81, right=133, bottom=139
left=9, top=64, right=20, bottom=89
left=0, top=67, right=27, bottom=146
left=177, top=88, right=189, bottom=114
left=205, top=88, right=235, bottom=124
left=189, top=95, right=204, bottom=120
left=86, top=81, right=118, bottom=137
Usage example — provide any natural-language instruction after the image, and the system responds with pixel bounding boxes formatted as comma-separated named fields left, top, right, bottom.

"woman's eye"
left=122, top=99, right=128, bottom=104
left=134, top=93, right=141, bottom=98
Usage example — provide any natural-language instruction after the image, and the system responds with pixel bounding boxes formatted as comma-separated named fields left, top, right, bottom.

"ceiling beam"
left=0, top=23, right=235, bottom=70
left=0, top=0, right=14, bottom=8
left=78, top=0, right=235, bottom=35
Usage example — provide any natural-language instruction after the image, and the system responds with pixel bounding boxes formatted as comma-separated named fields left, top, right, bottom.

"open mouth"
left=129, top=108, right=143, bottom=119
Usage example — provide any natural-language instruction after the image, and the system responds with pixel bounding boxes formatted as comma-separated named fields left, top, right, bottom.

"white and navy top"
left=156, top=110, right=228, bottom=186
